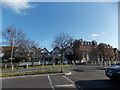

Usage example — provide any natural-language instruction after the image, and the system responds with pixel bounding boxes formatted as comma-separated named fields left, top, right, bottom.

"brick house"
left=73, top=39, right=97, bottom=62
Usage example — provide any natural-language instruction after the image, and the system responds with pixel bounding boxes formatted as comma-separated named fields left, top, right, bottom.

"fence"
left=98, top=60, right=120, bottom=67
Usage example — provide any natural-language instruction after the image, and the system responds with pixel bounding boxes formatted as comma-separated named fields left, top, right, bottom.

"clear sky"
left=2, top=2, right=118, bottom=51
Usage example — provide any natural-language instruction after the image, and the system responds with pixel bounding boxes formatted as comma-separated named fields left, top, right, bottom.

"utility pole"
left=7, top=30, right=15, bottom=68
left=10, top=40, right=14, bottom=67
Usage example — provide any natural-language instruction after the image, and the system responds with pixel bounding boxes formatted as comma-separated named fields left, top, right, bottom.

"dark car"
left=105, top=65, right=120, bottom=81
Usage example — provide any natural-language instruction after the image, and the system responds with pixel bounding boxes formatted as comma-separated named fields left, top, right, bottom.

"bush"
left=21, top=60, right=26, bottom=62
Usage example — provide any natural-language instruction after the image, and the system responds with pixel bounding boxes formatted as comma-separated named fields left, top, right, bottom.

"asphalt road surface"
left=2, top=65, right=120, bottom=90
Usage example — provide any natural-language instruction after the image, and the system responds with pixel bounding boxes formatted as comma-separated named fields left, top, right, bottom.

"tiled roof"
left=1, top=46, right=17, bottom=51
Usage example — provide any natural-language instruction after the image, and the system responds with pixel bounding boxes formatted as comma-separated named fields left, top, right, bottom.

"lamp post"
left=10, top=40, right=14, bottom=67
left=58, top=54, right=63, bottom=73
left=7, top=30, right=15, bottom=68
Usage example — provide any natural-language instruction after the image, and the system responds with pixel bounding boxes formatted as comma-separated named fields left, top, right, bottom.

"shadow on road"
left=73, top=69, right=84, bottom=72
left=75, top=79, right=120, bottom=90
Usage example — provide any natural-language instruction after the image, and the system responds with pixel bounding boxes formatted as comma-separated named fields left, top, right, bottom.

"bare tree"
left=52, top=33, right=74, bottom=64
left=97, top=43, right=107, bottom=61
left=23, top=39, right=39, bottom=66
left=78, top=50, right=84, bottom=61
left=2, top=26, right=26, bottom=47
left=106, top=46, right=115, bottom=61
left=89, top=47, right=98, bottom=61
left=97, top=43, right=115, bottom=61
left=2, top=26, right=39, bottom=64
left=2, top=26, right=26, bottom=62
left=21, top=38, right=39, bottom=50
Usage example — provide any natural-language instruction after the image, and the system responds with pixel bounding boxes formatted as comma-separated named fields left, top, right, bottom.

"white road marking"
left=55, top=84, right=75, bottom=87
left=47, top=75, right=54, bottom=90
left=63, top=75, right=74, bottom=83
left=63, top=75, right=83, bottom=90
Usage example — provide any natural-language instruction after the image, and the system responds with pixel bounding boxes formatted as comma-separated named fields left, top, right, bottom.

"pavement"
left=1, top=64, right=120, bottom=90
left=2, top=74, right=78, bottom=89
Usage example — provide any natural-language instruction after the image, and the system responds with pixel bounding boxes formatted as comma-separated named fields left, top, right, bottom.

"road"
left=64, top=65, right=120, bottom=90
left=2, top=65, right=120, bottom=90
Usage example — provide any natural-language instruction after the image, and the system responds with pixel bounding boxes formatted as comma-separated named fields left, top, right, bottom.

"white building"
left=28, top=46, right=43, bottom=61
left=14, top=45, right=27, bottom=60
left=41, top=47, right=50, bottom=61
left=51, top=47, right=73, bottom=61
left=50, top=47, right=61, bottom=59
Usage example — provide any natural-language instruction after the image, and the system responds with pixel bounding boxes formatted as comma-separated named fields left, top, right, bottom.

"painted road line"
left=63, top=75, right=83, bottom=90
left=47, top=75, right=54, bottom=90
left=55, top=84, right=75, bottom=88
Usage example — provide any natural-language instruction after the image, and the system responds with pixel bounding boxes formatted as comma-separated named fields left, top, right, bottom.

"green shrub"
left=21, top=60, right=26, bottom=62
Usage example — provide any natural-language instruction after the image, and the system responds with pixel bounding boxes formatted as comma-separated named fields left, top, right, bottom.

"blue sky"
left=2, top=2, right=118, bottom=51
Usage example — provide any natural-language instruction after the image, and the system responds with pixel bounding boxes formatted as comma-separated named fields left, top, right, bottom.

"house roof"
left=41, top=47, right=49, bottom=53
left=1, top=46, right=17, bottom=51
left=15, top=45, right=27, bottom=52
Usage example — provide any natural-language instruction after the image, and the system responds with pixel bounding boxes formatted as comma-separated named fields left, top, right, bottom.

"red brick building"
left=73, top=39, right=119, bottom=62
left=73, top=39, right=97, bottom=62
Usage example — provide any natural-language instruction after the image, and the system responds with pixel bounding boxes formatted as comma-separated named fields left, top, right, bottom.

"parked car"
left=105, top=65, right=120, bottom=81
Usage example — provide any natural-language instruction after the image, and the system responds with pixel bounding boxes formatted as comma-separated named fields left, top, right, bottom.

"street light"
left=58, top=54, right=63, bottom=73
left=7, top=30, right=15, bottom=68
left=10, top=40, right=14, bottom=69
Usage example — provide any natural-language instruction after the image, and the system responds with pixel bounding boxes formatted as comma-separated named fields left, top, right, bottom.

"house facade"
left=41, top=47, right=50, bottom=61
left=73, top=39, right=120, bottom=63
left=50, top=46, right=74, bottom=62
left=1, top=39, right=119, bottom=63
left=2, top=46, right=17, bottom=61
left=50, top=47, right=61, bottom=59
left=28, top=46, right=43, bottom=62
left=14, top=45, right=27, bottom=61
left=1, top=46, right=43, bottom=62
left=73, top=39, right=97, bottom=62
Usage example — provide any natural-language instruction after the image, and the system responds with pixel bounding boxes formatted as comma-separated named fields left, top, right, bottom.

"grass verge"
left=1, top=64, right=72, bottom=71
left=0, top=70, right=61, bottom=77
